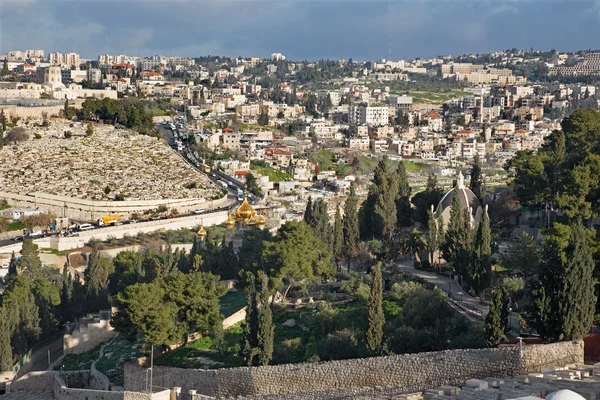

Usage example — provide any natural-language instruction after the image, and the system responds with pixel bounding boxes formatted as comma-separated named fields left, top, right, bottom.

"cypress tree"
left=442, top=188, right=472, bottom=280
left=7, top=251, right=17, bottom=278
left=343, top=184, right=360, bottom=267
left=303, top=196, right=313, bottom=225
left=311, top=199, right=332, bottom=250
left=333, top=204, right=344, bottom=266
left=485, top=287, right=505, bottom=347
left=257, top=273, right=274, bottom=366
left=469, top=154, right=484, bottom=202
left=59, top=263, right=73, bottom=323
left=427, top=206, right=438, bottom=267
left=470, top=206, right=492, bottom=296
left=0, top=307, right=12, bottom=372
left=396, top=161, right=413, bottom=227
left=240, top=273, right=259, bottom=365
left=534, top=224, right=596, bottom=341
left=365, top=262, right=385, bottom=355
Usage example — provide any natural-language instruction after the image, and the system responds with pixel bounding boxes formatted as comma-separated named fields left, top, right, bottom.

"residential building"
left=348, top=103, right=389, bottom=125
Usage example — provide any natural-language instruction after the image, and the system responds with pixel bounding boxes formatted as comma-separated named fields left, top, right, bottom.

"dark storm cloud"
left=1, top=0, right=600, bottom=60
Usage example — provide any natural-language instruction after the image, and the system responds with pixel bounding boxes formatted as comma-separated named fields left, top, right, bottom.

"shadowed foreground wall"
left=124, top=341, right=583, bottom=399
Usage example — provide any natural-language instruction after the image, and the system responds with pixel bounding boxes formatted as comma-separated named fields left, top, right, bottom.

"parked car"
left=193, top=208, right=205, bottom=214
left=12, top=236, right=23, bottom=241
left=166, top=214, right=175, bottom=219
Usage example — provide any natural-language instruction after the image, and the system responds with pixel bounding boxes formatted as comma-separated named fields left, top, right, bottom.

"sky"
left=1, top=0, right=600, bottom=62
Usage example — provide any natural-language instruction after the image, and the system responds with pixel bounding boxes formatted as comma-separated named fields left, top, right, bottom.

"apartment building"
left=389, top=95, right=413, bottom=112
left=347, top=137, right=370, bottom=151
left=49, top=52, right=80, bottom=67
left=317, top=90, right=342, bottom=107
left=236, top=103, right=261, bottom=118
left=222, top=133, right=241, bottom=151
left=548, top=53, right=600, bottom=76
left=348, top=103, right=389, bottom=125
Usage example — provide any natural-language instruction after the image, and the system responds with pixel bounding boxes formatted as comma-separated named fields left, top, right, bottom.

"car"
left=1, top=264, right=9, bottom=269
left=150, top=216, right=161, bottom=221
left=12, top=236, right=23, bottom=241
left=193, top=208, right=205, bottom=214
left=166, top=214, right=175, bottom=219
left=128, top=219, right=138, bottom=224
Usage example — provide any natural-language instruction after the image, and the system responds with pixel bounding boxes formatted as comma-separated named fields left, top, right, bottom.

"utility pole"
left=149, top=345, right=154, bottom=393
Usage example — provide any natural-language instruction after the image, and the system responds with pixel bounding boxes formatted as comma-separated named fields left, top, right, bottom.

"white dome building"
left=546, top=390, right=586, bottom=400
left=435, top=171, right=483, bottom=230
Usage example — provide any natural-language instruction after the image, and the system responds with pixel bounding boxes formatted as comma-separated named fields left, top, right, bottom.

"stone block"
left=465, top=380, right=489, bottom=391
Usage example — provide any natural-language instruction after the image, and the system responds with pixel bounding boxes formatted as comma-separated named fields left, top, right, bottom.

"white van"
left=79, top=223, right=94, bottom=231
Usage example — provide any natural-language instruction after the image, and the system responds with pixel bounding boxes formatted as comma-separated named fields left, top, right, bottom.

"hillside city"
left=1, top=43, right=600, bottom=400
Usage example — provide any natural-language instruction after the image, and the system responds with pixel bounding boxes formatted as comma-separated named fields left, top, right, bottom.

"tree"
left=412, top=174, right=444, bottom=225
left=365, top=262, right=384, bottom=355
left=18, top=239, right=42, bottom=278
left=442, top=188, right=472, bottom=279
left=303, top=197, right=313, bottom=225
left=0, top=308, right=12, bottom=371
left=533, top=224, right=596, bottom=341
left=257, top=272, right=274, bottom=366
left=245, top=172, right=262, bottom=197
left=258, top=112, right=269, bottom=126
left=360, top=156, right=397, bottom=239
left=262, top=221, right=334, bottom=300
left=84, top=244, right=114, bottom=310
left=500, top=232, right=540, bottom=275
left=470, top=154, right=485, bottom=202
left=427, top=207, right=439, bottom=267
left=310, top=199, right=332, bottom=250
left=342, top=185, right=360, bottom=267
left=4, top=127, right=29, bottom=144
left=7, top=251, right=17, bottom=278
left=396, top=161, right=413, bottom=227
left=470, top=207, right=492, bottom=296
left=240, top=273, right=259, bottom=365
left=405, top=228, right=425, bottom=259
left=86, top=123, right=94, bottom=137
left=485, top=287, right=506, bottom=347
left=333, top=205, right=344, bottom=266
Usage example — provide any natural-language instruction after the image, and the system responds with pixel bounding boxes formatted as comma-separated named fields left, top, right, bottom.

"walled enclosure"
left=124, top=341, right=584, bottom=399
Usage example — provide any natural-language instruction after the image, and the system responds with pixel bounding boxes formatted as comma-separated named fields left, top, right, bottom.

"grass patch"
left=251, top=165, right=292, bottom=183
left=41, top=248, right=66, bottom=256
left=0, top=202, right=10, bottom=211
left=8, top=221, right=24, bottom=231
left=220, top=290, right=247, bottom=318
left=404, top=161, right=429, bottom=174
left=56, top=344, right=102, bottom=371
left=94, top=335, right=144, bottom=386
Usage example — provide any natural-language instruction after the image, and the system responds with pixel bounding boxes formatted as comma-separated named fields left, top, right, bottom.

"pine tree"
left=396, top=161, right=413, bottom=227
left=470, top=206, right=492, bottom=296
left=427, top=206, right=438, bottom=267
left=485, top=287, right=505, bottom=347
left=303, top=197, right=313, bottom=225
left=343, top=185, right=360, bottom=267
left=470, top=154, right=485, bottom=202
left=257, top=272, right=274, bottom=366
left=64, top=98, right=70, bottom=120
left=534, top=224, right=597, bottom=341
left=240, top=273, right=259, bottom=365
left=333, top=204, right=344, bottom=266
left=365, top=262, right=385, bottom=355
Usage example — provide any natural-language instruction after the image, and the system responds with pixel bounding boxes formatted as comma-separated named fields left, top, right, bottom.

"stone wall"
left=520, top=340, right=583, bottom=373
left=0, top=105, right=65, bottom=121
left=124, top=341, right=584, bottom=399
left=0, top=211, right=228, bottom=254
left=64, top=319, right=117, bottom=355
left=0, top=191, right=229, bottom=221
left=222, top=307, right=246, bottom=330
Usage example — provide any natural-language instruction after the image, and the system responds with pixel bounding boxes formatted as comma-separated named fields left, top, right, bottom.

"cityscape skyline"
left=2, top=0, right=600, bottom=61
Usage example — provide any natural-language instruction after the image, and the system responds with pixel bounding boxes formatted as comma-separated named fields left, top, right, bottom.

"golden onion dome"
left=255, top=213, right=266, bottom=226
left=197, top=225, right=207, bottom=238
left=235, top=196, right=256, bottom=222
left=225, top=213, right=236, bottom=227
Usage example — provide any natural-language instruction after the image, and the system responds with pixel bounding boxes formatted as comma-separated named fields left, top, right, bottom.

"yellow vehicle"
left=97, top=215, right=121, bottom=226
left=199, top=163, right=211, bottom=173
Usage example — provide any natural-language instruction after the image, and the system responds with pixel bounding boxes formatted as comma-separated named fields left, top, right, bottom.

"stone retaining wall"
left=124, top=341, right=583, bottom=399
left=0, top=191, right=228, bottom=221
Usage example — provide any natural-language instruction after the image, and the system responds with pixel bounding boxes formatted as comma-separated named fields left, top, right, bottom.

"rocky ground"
left=0, top=122, right=220, bottom=201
